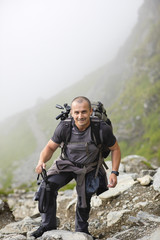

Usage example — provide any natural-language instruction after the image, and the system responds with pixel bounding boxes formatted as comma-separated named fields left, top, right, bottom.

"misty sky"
left=0, top=0, right=144, bottom=122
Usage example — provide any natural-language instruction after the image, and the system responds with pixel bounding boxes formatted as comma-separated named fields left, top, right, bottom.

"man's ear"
left=90, top=108, right=93, bottom=116
left=70, top=110, right=73, bottom=117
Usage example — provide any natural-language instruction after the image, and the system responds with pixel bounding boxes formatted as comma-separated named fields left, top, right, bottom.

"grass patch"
left=0, top=188, right=14, bottom=196
left=59, top=182, right=76, bottom=192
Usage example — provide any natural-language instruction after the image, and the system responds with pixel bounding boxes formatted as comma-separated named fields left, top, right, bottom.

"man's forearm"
left=109, top=141, right=121, bottom=171
left=39, top=145, right=54, bottom=164
left=111, top=146, right=121, bottom=171
left=36, top=140, right=59, bottom=173
left=108, top=142, right=121, bottom=188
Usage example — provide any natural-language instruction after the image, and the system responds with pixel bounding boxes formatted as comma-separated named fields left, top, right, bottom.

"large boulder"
left=121, top=155, right=156, bottom=173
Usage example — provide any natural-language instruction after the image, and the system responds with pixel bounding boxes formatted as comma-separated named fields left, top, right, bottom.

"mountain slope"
left=109, top=0, right=160, bottom=163
left=0, top=0, right=160, bottom=189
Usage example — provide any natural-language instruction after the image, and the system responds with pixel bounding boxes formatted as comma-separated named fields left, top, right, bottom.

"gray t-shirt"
left=65, top=125, right=99, bottom=164
left=51, top=120, right=116, bottom=165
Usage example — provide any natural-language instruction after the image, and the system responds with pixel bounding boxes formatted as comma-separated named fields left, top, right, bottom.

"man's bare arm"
left=108, top=141, right=121, bottom=188
left=35, top=140, right=60, bottom=174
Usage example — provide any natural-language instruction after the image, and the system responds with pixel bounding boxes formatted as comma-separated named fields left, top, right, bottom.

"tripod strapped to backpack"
left=55, top=103, right=71, bottom=120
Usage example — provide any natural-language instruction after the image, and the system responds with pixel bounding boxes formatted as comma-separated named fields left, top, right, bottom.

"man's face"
left=71, top=100, right=92, bottom=131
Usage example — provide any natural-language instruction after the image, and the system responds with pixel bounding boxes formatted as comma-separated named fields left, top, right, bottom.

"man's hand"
left=107, top=173, right=117, bottom=188
left=35, top=162, right=46, bottom=174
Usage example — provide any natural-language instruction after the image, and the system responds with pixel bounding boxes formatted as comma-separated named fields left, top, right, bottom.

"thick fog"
left=0, top=0, right=143, bottom=121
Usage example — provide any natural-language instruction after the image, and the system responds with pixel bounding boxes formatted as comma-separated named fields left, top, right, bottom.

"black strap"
left=60, top=118, right=72, bottom=158
left=38, top=181, right=51, bottom=213
left=37, top=169, right=50, bottom=213
left=90, top=118, right=101, bottom=146
left=40, top=168, right=48, bottom=183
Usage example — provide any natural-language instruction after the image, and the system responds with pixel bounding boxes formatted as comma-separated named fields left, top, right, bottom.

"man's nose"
left=78, top=112, right=83, bottom=118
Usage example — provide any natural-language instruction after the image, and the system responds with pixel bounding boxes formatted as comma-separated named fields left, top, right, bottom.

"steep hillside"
left=0, top=0, right=160, bottom=189
left=36, top=0, right=160, bottom=164
left=109, top=0, right=160, bottom=164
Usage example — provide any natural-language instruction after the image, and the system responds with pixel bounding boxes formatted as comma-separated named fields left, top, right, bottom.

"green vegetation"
left=109, top=35, right=160, bottom=163
left=0, top=115, right=37, bottom=188
left=0, top=188, right=14, bottom=196
left=59, top=182, right=76, bottom=191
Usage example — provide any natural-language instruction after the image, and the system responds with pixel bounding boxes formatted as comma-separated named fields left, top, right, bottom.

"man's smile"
left=78, top=118, right=86, bottom=122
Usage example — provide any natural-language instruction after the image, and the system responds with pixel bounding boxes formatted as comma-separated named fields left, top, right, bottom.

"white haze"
left=0, top=0, right=144, bottom=122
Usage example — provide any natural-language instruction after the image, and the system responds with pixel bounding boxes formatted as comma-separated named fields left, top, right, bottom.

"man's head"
left=71, top=96, right=92, bottom=131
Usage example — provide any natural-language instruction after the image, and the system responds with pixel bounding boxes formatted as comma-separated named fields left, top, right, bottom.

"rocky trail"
left=1, top=155, right=160, bottom=240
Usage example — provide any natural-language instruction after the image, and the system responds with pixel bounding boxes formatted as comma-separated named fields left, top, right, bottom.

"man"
left=31, top=96, right=121, bottom=238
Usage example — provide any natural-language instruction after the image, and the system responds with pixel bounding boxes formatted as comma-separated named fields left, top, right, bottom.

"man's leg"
left=75, top=194, right=92, bottom=234
left=31, top=172, right=73, bottom=237
left=40, top=178, right=58, bottom=230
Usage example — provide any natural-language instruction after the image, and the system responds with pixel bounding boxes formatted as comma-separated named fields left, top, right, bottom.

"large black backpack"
left=91, top=101, right=112, bottom=158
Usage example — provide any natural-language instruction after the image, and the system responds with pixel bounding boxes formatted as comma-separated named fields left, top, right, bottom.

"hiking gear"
left=59, top=118, right=111, bottom=159
left=34, top=168, right=57, bottom=213
left=33, top=168, right=48, bottom=201
left=55, top=101, right=112, bottom=160
left=41, top=173, right=73, bottom=230
left=56, top=103, right=71, bottom=120
left=31, top=226, right=48, bottom=238
left=57, top=118, right=110, bottom=179
left=38, top=180, right=51, bottom=213
left=55, top=101, right=111, bottom=125
left=75, top=194, right=92, bottom=234
left=47, top=158, right=102, bottom=208
left=85, top=169, right=99, bottom=195
left=91, top=101, right=110, bottom=123
left=111, top=170, right=119, bottom=176
left=64, top=126, right=100, bottom=165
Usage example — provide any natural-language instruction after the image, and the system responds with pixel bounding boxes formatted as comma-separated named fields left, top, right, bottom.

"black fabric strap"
left=37, top=169, right=50, bottom=213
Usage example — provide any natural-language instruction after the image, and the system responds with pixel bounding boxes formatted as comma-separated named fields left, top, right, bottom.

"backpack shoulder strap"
left=60, top=118, right=73, bottom=159
left=90, top=118, right=109, bottom=176
left=61, top=117, right=73, bottom=143
left=90, top=117, right=103, bottom=145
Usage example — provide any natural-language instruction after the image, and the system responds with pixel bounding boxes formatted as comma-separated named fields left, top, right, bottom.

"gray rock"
left=137, top=175, right=153, bottom=186
left=29, top=230, right=93, bottom=240
left=153, top=168, right=160, bottom=192
left=0, top=199, right=4, bottom=211
left=137, top=211, right=160, bottom=223
left=148, top=227, right=160, bottom=240
left=99, top=174, right=135, bottom=200
left=0, top=234, right=26, bottom=240
left=91, top=196, right=102, bottom=207
left=140, top=169, right=156, bottom=177
left=137, top=227, right=160, bottom=240
left=121, top=155, right=154, bottom=173
left=0, top=217, right=93, bottom=240
left=0, top=216, right=40, bottom=235
left=107, top=210, right=129, bottom=227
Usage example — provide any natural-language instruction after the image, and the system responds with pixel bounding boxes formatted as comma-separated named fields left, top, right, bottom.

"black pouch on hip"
left=85, top=169, right=99, bottom=195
